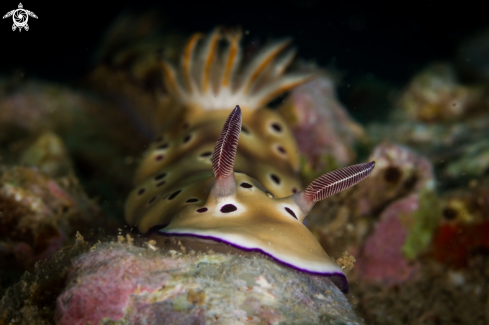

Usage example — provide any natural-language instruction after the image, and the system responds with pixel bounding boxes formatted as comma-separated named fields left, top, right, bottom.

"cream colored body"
left=125, top=28, right=356, bottom=293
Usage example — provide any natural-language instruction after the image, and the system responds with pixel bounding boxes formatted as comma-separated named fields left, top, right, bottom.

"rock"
left=54, top=242, right=363, bottom=325
left=304, top=142, right=440, bottom=286
left=0, top=166, right=103, bottom=271
left=440, top=176, right=489, bottom=225
left=20, top=132, right=74, bottom=178
left=0, top=79, right=146, bottom=217
left=352, top=258, right=489, bottom=325
left=393, top=63, right=486, bottom=123
left=305, top=142, right=436, bottom=257
left=279, top=75, right=366, bottom=173
left=355, top=193, right=438, bottom=286
left=353, top=142, right=435, bottom=217
left=441, top=139, right=489, bottom=180
left=0, top=239, right=90, bottom=324
left=432, top=221, right=489, bottom=268
left=432, top=176, right=489, bottom=267
left=366, top=64, right=489, bottom=186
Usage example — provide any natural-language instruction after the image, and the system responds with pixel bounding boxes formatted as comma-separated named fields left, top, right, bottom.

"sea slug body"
left=125, top=28, right=374, bottom=293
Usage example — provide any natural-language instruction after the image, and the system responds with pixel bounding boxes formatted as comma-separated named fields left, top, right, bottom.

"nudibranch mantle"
left=159, top=172, right=351, bottom=290
left=125, top=28, right=374, bottom=294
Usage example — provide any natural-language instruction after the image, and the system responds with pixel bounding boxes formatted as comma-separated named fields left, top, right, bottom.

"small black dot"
left=155, top=173, right=167, bottom=180
left=197, top=207, right=208, bottom=213
left=384, top=166, right=402, bottom=183
left=157, top=143, right=169, bottom=149
left=155, top=155, right=164, bottom=161
left=183, top=122, right=189, bottom=129
left=241, top=126, right=250, bottom=134
left=240, top=182, right=253, bottom=188
left=138, top=188, right=145, bottom=195
left=404, top=175, right=418, bottom=191
left=271, top=123, right=282, bottom=132
left=285, top=207, right=297, bottom=219
left=168, top=190, right=182, bottom=200
left=270, top=174, right=281, bottom=184
left=156, top=181, right=166, bottom=187
left=292, top=187, right=297, bottom=193
left=277, top=146, right=286, bottom=154
left=200, top=151, right=212, bottom=157
left=220, top=204, right=237, bottom=213
left=186, top=198, right=199, bottom=203
left=183, top=135, right=191, bottom=143
left=148, top=196, right=156, bottom=204
left=443, top=208, right=457, bottom=220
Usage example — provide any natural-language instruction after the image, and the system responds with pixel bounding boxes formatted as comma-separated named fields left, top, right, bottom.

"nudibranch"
left=125, top=28, right=374, bottom=293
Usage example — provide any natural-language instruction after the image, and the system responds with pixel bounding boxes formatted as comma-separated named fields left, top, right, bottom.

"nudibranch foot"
left=156, top=232, right=350, bottom=293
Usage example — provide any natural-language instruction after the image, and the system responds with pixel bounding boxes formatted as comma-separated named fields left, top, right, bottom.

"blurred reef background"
left=1, top=0, right=489, bottom=324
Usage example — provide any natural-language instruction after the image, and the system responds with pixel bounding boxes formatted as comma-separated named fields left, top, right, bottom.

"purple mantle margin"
left=159, top=231, right=349, bottom=294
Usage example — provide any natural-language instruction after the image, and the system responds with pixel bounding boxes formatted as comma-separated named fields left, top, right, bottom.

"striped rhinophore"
left=305, top=162, right=375, bottom=202
left=212, top=106, right=242, bottom=179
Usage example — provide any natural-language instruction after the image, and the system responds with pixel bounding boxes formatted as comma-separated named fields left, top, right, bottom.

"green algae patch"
left=172, top=293, right=192, bottom=311
left=402, top=190, right=441, bottom=260
left=299, top=153, right=340, bottom=185
left=195, top=253, right=228, bottom=265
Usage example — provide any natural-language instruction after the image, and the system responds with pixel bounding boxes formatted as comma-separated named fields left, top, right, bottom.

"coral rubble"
left=394, top=63, right=485, bottom=123
left=0, top=166, right=101, bottom=272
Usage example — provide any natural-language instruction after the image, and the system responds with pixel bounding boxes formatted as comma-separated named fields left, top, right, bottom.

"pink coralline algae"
left=356, top=194, right=421, bottom=286
left=279, top=76, right=365, bottom=169
left=56, top=247, right=185, bottom=325
left=55, top=243, right=362, bottom=325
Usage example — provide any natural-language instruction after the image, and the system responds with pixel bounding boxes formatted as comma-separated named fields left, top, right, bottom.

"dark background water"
left=0, top=0, right=486, bottom=121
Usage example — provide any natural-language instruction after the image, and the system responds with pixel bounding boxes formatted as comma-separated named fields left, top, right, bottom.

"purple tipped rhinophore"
left=305, top=161, right=375, bottom=202
left=212, top=106, right=242, bottom=179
